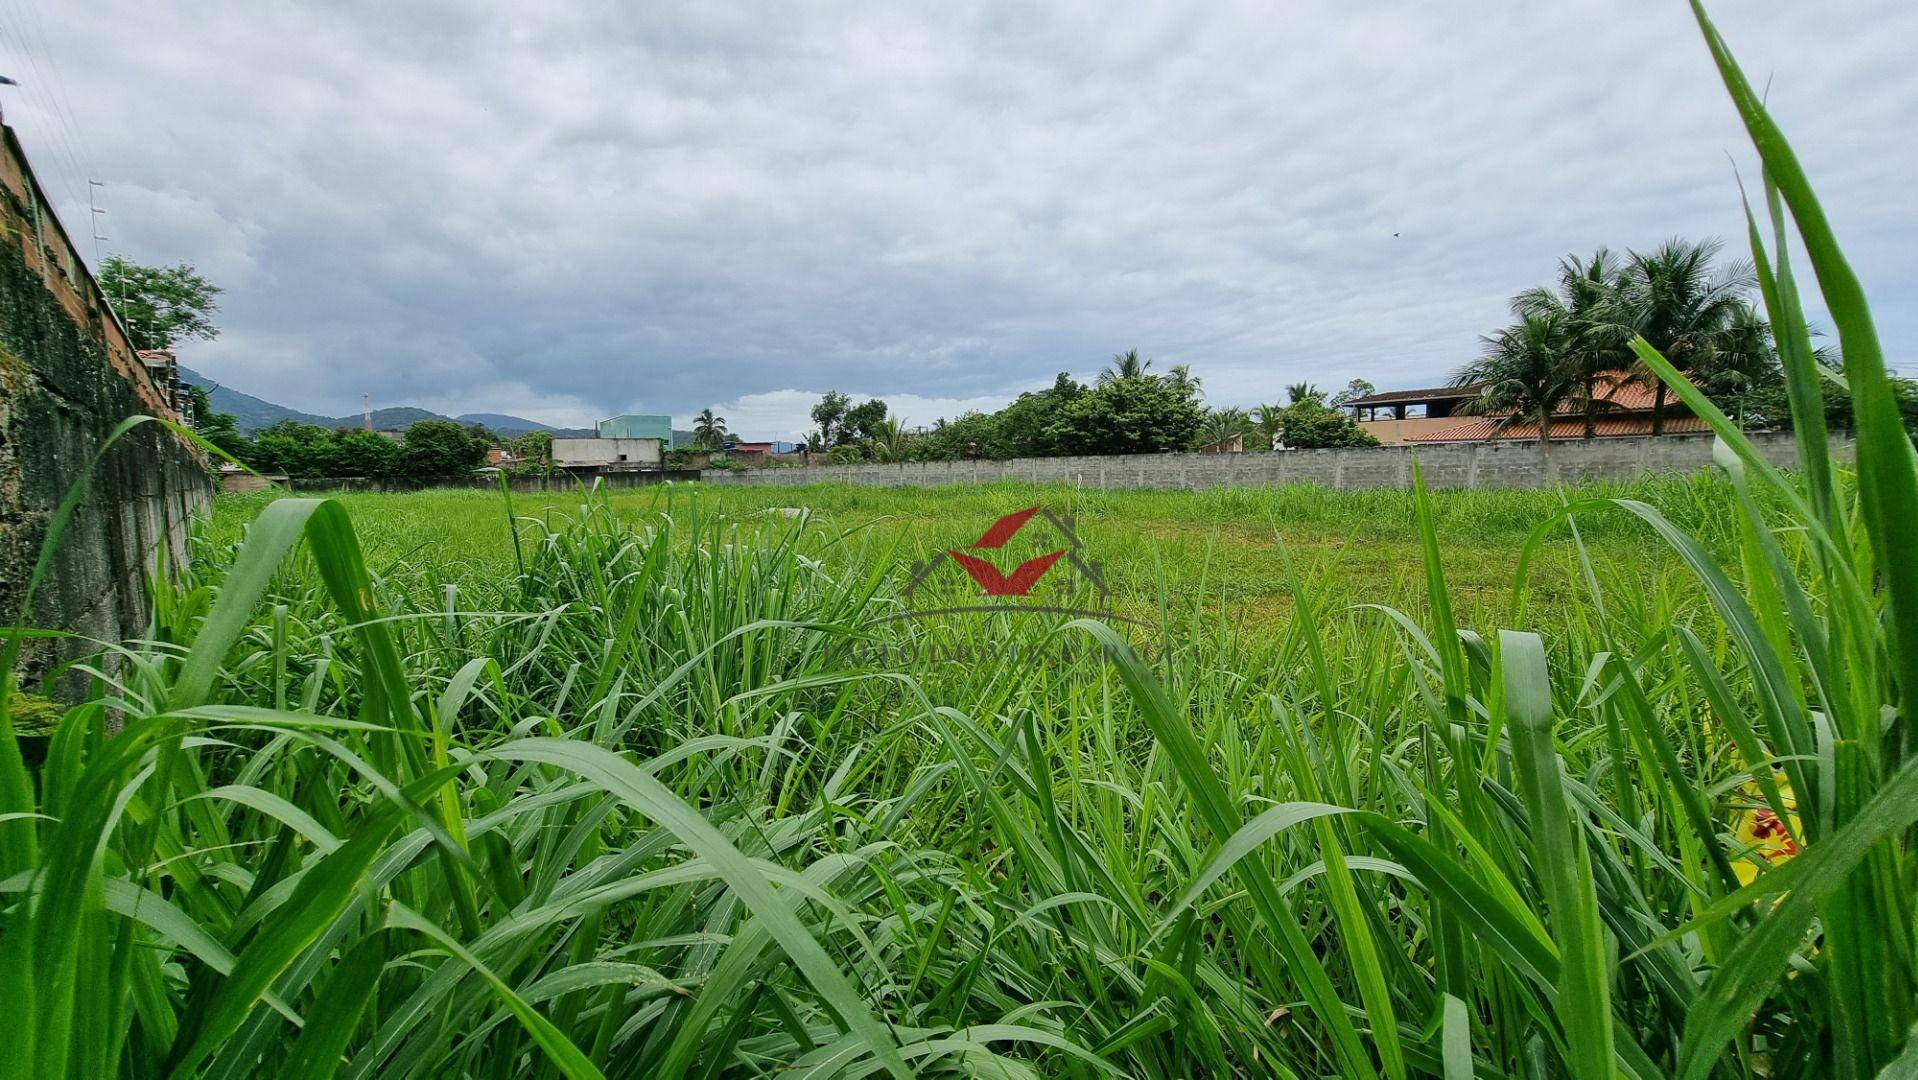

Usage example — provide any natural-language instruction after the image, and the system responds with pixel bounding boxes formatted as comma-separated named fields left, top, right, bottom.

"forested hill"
left=178, top=367, right=588, bottom=435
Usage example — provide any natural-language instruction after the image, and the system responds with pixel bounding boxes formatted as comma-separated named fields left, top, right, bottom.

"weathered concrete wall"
left=0, top=124, right=210, bottom=688
left=257, top=469, right=703, bottom=494
left=695, top=431, right=1851, bottom=491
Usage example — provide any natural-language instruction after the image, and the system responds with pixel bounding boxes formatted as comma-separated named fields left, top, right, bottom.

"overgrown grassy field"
left=204, top=472, right=1748, bottom=633
left=5, top=8, right=1918, bottom=1078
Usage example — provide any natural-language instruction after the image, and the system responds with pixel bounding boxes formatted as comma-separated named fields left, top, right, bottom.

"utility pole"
left=363, top=393, right=371, bottom=432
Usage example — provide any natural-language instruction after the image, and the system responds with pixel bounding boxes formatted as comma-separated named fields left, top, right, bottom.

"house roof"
left=1406, top=414, right=1709, bottom=443
left=1565, top=377, right=1661, bottom=412
left=1345, top=383, right=1485, bottom=408
left=1351, top=372, right=1675, bottom=413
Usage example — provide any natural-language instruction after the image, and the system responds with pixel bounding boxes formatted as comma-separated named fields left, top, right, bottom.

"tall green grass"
left=3, top=6, right=1915, bottom=1075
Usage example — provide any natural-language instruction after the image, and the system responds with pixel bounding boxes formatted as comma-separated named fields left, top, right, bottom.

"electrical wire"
left=0, top=2, right=95, bottom=227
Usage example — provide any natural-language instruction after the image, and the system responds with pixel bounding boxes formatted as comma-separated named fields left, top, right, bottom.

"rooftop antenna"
left=363, top=393, right=372, bottom=431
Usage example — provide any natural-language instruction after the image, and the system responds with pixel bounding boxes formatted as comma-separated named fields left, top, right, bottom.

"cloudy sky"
left=7, top=3, right=1914, bottom=438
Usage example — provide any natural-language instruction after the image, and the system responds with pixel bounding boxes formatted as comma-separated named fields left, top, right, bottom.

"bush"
left=1278, top=403, right=1381, bottom=449
left=1730, top=369, right=1918, bottom=432
left=395, top=420, right=489, bottom=479
left=1045, top=374, right=1204, bottom=455
left=332, top=429, right=401, bottom=477
left=243, top=421, right=339, bottom=476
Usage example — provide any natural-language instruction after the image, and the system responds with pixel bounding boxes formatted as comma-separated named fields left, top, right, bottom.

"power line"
left=0, top=47, right=79, bottom=214
left=15, top=0, right=101, bottom=210
left=0, top=1, right=92, bottom=218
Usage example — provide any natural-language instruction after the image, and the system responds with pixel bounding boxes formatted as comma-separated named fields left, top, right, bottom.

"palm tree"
left=1692, top=303, right=1778, bottom=428
left=1195, top=407, right=1253, bottom=449
left=1099, top=349, right=1152, bottom=386
left=1514, top=248, right=1635, bottom=438
left=1455, top=312, right=1581, bottom=449
left=1285, top=382, right=1325, bottom=407
left=1166, top=363, right=1202, bottom=396
left=1253, top=403, right=1286, bottom=451
left=866, top=417, right=910, bottom=463
left=692, top=408, right=728, bottom=449
left=1329, top=379, right=1376, bottom=408
left=1621, top=238, right=1755, bottom=434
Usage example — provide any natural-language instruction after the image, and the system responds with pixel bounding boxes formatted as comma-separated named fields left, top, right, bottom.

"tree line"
left=99, top=257, right=509, bottom=481
left=127, top=235, right=1916, bottom=484
left=1456, top=237, right=1918, bottom=442
left=189, top=406, right=524, bottom=480
left=795, top=351, right=1378, bottom=464
left=810, top=237, right=1917, bottom=467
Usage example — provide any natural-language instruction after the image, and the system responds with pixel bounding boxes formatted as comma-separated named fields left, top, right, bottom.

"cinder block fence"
left=696, top=432, right=1849, bottom=492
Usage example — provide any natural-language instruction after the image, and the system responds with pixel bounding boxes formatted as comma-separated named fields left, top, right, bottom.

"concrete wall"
left=552, top=437, right=663, bottom=466
left=695, top=432, right=1849, bottom=492
left=0, top=124, right=211, bottom=689
left=268, top=469, right=702, bottom=494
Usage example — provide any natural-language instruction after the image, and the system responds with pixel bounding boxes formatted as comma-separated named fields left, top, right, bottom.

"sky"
left=5, top=2, right=1915, bottom=440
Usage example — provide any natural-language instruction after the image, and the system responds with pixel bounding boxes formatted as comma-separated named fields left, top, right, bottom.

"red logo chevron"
left=947, top=548, right=1064, bottom=596
left=944, top=507, right=1063, bottom=595
left=895, top=504, right=1116, bottom=616
left=965, top=506, right=1042, bottom=549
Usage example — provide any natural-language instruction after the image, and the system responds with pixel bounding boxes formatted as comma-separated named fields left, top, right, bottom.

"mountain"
left=180, top=367, right=335, bottom=430
left=457, top=413, right=593, bottom=437
left=362, top=406, right=446, bottom=430
left=179, top=368, right=590, bottom=437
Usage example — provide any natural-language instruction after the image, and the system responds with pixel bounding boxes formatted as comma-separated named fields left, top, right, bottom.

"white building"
left=550, top=437, right=663, bottom=469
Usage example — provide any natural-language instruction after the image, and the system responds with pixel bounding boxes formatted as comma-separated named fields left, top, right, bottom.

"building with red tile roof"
left=1350, top=371, right=1705, bottom=444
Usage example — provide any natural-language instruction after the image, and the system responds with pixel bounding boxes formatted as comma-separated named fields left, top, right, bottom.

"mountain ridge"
left=179, top=367, right=592, bottom=437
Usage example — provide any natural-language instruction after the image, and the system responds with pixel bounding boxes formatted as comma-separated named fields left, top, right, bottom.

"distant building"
left=552, top=436, right=663, bottom=470
left=136, top=350, right=191, bottom=427
left=1400, top=373, right=1704, bottom=443
left=1342, top=382, right=1485, bottom=445
left=727, top=441, right=774, bottom=455
left=596, top=414, right=673, bottom=441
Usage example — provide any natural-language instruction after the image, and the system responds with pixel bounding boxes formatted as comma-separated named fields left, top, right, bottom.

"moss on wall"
left=0, top=235, right=211, bottom=692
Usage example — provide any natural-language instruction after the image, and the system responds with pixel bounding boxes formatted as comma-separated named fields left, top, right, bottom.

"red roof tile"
left=1555, top=374, right=1664, bottom=413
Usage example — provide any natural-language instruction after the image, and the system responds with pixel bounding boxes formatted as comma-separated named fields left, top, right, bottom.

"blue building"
left=596, top=414, right=674, bottom=442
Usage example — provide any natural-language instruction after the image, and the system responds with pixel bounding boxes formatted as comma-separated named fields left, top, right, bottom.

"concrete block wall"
left=270, top=469, right=703, bottom=495
left=696, top=431, right=1848, bottom=492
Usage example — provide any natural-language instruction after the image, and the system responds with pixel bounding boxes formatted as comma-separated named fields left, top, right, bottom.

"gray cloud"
left=8, top=1, right=1915, bottom=439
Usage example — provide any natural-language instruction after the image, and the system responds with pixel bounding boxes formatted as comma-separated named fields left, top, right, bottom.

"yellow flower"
left=1732, top=773, right=1800, bottom=886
